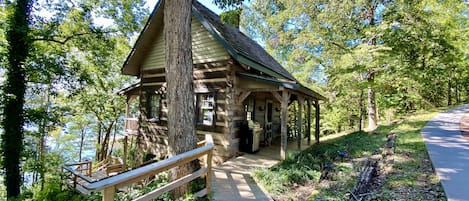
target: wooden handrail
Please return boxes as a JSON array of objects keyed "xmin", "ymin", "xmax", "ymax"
[
  {"xmin": 62, "ymin": 166, "xmax": 95, "ymax": 183},
  {"xmin": 64, "ymin": 134, "xmax": 214, "ymax": 201},
  {"xmin": 86, "ymin": 141, "xmax": 214, "ymax": 191},
  {"xmin": 65, "ymin": 161, "xmax": 92, "ymax": 166},
  {"xmin": 64, "ymin": 160, "xmax": 93, "ymax": 177}
]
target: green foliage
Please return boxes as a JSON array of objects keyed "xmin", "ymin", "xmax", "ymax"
[
  {"xmin": 2, "ymin": 0, "xmax": 149, "ymax": 198},
  {"xmin": 1, "ymin": 0, "xmax": 34, "ymax": 198},
  {"xmin": 254, "ymin": 108, "xmax": 446, "ymax": 200},
  {"xmin": 30, "ymin": 178, "xmax": 84, "ymax": 201},
  {"xmin": 220, "ymin": 9, "xmax": 241, "ymax": 27},
  {"xmin": 213, "ymin": 0, "xmax": 244, "ymax": 10},
  {"xmin": 244, "ymin": 0, "xmax": 469, "ymax": 133}
]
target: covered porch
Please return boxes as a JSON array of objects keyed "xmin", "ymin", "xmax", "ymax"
[{"xmin": 236, "ymin": 73, "xmax": 325, "ymax": 160}]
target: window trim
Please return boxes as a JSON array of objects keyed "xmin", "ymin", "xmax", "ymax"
[
  {"xmin": 146, "ymin": 92, "xmax": 161, "ymax": 122},
  {"xmin": 196, "ymin": 93, "xmax": 216, "ymax": 126}
]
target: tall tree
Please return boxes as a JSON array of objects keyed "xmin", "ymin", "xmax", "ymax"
[
  {"xmin": 0, "ymin": 0, "xmax": 147, "ymax": 197},
  {"xmin": 244, "ymin": 0, "xmax": 404, "ymax": 131},
  {"xmin": 1, "ymin": 0, "xmax": 34, "ymax": 198},
  {"xmin": 164, "ymin": 0, "xmax": 197, "ymax": 198}
]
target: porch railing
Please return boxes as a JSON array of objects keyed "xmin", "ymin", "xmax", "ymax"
[
  {"xmin": 124, "ymin": 118, "xmax": 138, "ymax": 135},
  {"xmin": 62, "ymin": 134, "xmax": 214, "ymax": 201}
]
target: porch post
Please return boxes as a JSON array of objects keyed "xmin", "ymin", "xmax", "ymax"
[
  {"xmin": 280, "ymin": 90, "xmax": 289, "ymax": 160},
  {"xmin": 307, "ymin": 99, "xmax": 311, "ymax": 145},
  {"xmin": 124, "ymin": 96, "xmax": 131, "ymax": 132},
  {"xmin": 125, "ymin": 96, "xmax": 130, "ymax": 118},
  {"xmin": 297, "ymin": 97, "xmax": 304, "ymax": 149},
  {"xmin": 123, "ymin": 135, "xmax": 128, "ymax": 170},
  {"xmin": 315, "ymin": 100, "xmax": 320, "ymax": 144}
]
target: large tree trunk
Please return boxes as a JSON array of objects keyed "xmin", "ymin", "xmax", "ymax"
[
  {"xmin": 367, "ymin": 70, "xmax": 378, "ymax": 131},
  {"xmin": 366, "ymin": 2, "xmax": 378, "ymax": 131},
  {"xmin": 95, "ymin": 122, "xmax": 102, "ymax": 160},
  {"xmin": 99, "ymin": 122, "xmax": 114, "ymax": 161},
  {"xmin": 359, "ymin": 89, "xmax": 364, "ymax": 131},
  {"xmin": 448, "ymin": 77, "xmax": 452, "ymax": 106},
  {"xmin": 164, "ymin": 0, "xmax": 198, "ymax": 198},
  {"xmin": 79, "ymin": 127, "xmax": 86, "ymax": 162},
  {"xmin": 1, "ymin": 0, "xmax": 33, "ymax": 198}
]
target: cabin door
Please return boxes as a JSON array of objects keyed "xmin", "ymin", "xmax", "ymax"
[{"xmin": 264, "ymin": 100, "xmax": 273, "ymax": 146}]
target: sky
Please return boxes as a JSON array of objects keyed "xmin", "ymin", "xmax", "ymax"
[{"xmin": 96, "ymin": 0, "xmax": 224, "ymax": 28}]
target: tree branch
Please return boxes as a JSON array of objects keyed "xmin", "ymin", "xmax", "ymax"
[{"xmin": 33, "ymin": 31, "xmax": 115, "ymax": 45}]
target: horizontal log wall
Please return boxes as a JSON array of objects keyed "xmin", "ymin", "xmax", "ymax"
[{"xmin": 136, "ymin": 60, "xmax": 235, "ymax": 165}]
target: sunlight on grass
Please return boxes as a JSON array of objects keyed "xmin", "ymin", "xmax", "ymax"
[{"xmin": 253, "ymin": 108, "xmax": 448, "ymax": 200}]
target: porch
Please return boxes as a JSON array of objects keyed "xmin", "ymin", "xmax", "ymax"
[{"xmin": 212, "ymin": 137, "xmax": 316, "ymax": 201}]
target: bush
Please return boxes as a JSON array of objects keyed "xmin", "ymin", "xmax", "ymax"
[{"xmin": 32, "ymin": 178, "xmax": 84, "ymax": 201}]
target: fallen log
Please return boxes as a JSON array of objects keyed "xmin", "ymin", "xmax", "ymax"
[{"xmin": 350, "ymin": 156, "xmax": 379, "ymax": 201}]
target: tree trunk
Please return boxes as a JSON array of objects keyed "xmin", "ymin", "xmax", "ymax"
[
  {"xmin": 79, "ymin": 127, "xmax": 86, "ymax": 162},
  {"xmin": 448, "ymin": 77, "xmax": 452, "ymax": 106},
  {"xmin": 109, "ymin": 121, "xmax": 118, "ymax": 156},
  {"xmin": 366, "ymin": 2, "xmax": 378, "ymax": 131},
  {"xmin": 164, "ymin": 0, "xmax": 198, "ymax": 198},
  {"xmin": 367, "ymin": 70, "xmax": 378, "ymax": 131},
  {"xmin": 1, "ymin": 0, "xmax": 33, "ymax": 198},
  {"xmin": 38, "ymin": 86, "xmax": 50, "ymax": 190},
  {"xmin": 99, "ymin": 122, "xmax": 114, "ymax": 161},
  {"xmin": 95, "ymin": 122, "xmax": 102, "ymax": 160},
  {"xmin": 359, "ymin": 89, "xmax": 364, "ymax": 131},
  {"xmin": 455, "ymin": 80, "xmax": 460, "ymax": 104}
]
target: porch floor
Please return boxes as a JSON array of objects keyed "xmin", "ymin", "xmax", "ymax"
[{"xmin": 211, "ymin": 137, "xmax": 315, "ymax": 201}]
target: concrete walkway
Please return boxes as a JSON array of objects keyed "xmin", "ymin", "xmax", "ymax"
[
  {"xmin": 211, "ymin": 138, "xmax": 313, "ymax": 201},
  {"xmin": 421, "ymin": 104, "xmax": 469, "ymax": 201}
]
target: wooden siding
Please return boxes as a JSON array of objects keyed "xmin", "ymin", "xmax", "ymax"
[
  {"xmin": 141, "ymin": 17, "xmax": 229, "ymax": 71},
  {"xmin": 137, "ymin": 90, "xmax": 229, "ymax": 154}
]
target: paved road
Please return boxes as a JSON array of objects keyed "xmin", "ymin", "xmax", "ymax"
[{"xmin": 421, "ymin": 104, "xmax": 469, "ymax": 201}]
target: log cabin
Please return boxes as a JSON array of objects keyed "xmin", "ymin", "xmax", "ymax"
[{"xmin": 118, "ymin": 0, "xmax": 326, "ymax": 164}]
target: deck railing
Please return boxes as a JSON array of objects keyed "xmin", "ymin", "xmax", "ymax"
[
  {"xmin": 62, "ymin": 134, "xmax": 214, "ymax": 201},
  {"xmin": 124, "ymin": 118, "xmax": 138, "ymax": 135}
]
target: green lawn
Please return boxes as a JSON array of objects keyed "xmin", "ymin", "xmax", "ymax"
[{"xmin": 254, "ymin": 109, "xmax": 447, "ymax": 200}]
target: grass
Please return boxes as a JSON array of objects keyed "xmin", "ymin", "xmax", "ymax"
[{"xmin": 253, "ymin": 108, "xmax": 447, "ymax": 200}]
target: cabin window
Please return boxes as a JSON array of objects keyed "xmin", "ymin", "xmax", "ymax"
[
  {"xmin": 197, "ymin": 93, "xmax": 215, "ymax": 126},
  {"xmin": 147, "ymin": 93, "xmax": 161, "ymax": 121}
]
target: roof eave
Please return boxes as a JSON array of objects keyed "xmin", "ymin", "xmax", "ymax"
[
  {"xmin": 237, "ymin": 72, "xmax": 299, "ymax": 89},
  {"xmin": 191, "ymin": 5, "xmax": 294, "ymax": 82},
  {"xmin": 298, "ymin": 85, "xmax": 327, "ymax": 101},
  {"xmin": 117, "ymin": 82, "xmax": 141, "ymax": 96}
]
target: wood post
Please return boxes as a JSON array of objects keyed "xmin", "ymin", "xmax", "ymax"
[
  {"xmin": 297, "ymin": 98, "xmax": 304, "ymax": 149},
  {"xmin": 206, "ymin": 149, "xmax": 213, "ymax": 195},
  {"xmin": 307, "ymin": 99, "xmax": 311, "ymax": 145},
  {"xmin": 280, "ymin": 90, "xmax": 289, "ymax": 160},
  {"xmin": 238, "ymin": 91, "xmax": 251, "ymax": 103},
  {"xmin": 88, "ymin": 161, "xmax": 92, "ymax": 177},
  {"xmin": 125, "ymin": 97, "xmax": 130, "ymax": 132},
  {"xmin": 102, "ymin": 186, "xmax": 115, "ymax": 201},
  {"xmin": 315, "ymin": 100, "xmax": 320, "ymax": 144},
  {"xmin": 123, "ymin": 135, "xmax": 128, "ymax": 170}
]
